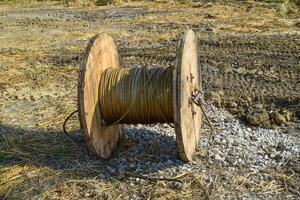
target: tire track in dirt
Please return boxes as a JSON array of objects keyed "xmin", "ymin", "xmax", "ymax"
[{"xmin": 120, "ymin": 33, "xmax": 300, "ymax": 117}]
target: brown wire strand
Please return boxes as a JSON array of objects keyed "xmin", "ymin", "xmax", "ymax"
[
  {"xmin": 62, "ymin": 109, "xmax": 89, "ymax": 153},
  {"xmin": 98, "ymin": 67, "xmax": 174, "ymax": 125}
]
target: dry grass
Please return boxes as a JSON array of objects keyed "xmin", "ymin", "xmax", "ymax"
[
  {"xmin": 0, "ymin": 1, "xmax": 299, "ymax": 199},
  {"xmin": 1, "ymin": 130, "xmax": 297, "ymax": 199},
  {"xmin": 0, "ymin": 0, "xmax": 192, "ymax": 7}
]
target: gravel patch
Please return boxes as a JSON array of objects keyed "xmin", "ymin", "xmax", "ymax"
[{"xmin": 106, "ymin": 103, "xmax": 299, "ymax": 199}]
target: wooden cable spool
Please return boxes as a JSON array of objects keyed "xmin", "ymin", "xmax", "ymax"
[{"xmin": 78, "ymin": 30, "xmax": 202, "ymax": 161}]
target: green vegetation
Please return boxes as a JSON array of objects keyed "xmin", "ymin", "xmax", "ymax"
[{"xmin": 277, "ymin": 0, "xmax": 300, "ymax": 16}]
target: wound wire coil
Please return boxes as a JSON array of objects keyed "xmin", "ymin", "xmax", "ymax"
[{"xmin": 99, "ymin": 67, "xmax": 174, "ymax": 125}]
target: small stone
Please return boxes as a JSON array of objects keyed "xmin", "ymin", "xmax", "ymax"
[
  {"xmin": 167, "ymin": 159, "xmax": 173, "ymax": 165},
  {"xmin": 270, "ymin": 111, "xmax": 287, "ymax": 126},
  {"xmin": 276, "ymin": 142, "xmax": 286, "ymax": 151},
  {"xmin": 228, "ymin": 138, "xmax": 235, "ymax": 144},
  {"xmin": 270, "ymin": 153, "xmax": 276, "ymax": 159},
  {"xmin": 218, "ymin": 91, "xmax": 225, "ymax": 97},
  {"xmin": 237, "ymin": 128, "xmax": 244, "ymax": 136},
  {"xmin": 192, "ymin": 2, "xmax": 204, "ymax": 8},
  {"xmin": 204, "ymin": 13, "xmax": 215, "ymax": 19},
  {"xmin": 253, "ymin": 103, "xmax": 264, "ymax": 109},
  {"xmin": 281, "ymin": 110, "xmax": 293, "ymax": 122},
  {"xmin": 6, "ymin": 88, "xmax": 17, "ymax": 94},
  {"xmin": 207, "ymin": 91, "xmax": 224, "ymax": 108},
  {"xmin": 245, "ymin": 96, "xmax": 252, "ymax": 104},
  {"xmin": 245, "ymin": 110, "xmax": 270, "ymax": 128},
  {"xmin": 85, "ymin": 193, "xmax": 92, "ymax": 197},
  {"xmin": 215, "ymin": 154, "xmax": 223, "ymax": 161},
  {"xmin": 26, "ymin": 171, "xmax": 38, "ymax": 178},
  {"xmin": 229, "ymin": 107, "xmax": 240, "ymax": 115},
  {"xmin": 221, "ymin": 139, "xmax": 226, "ymax": 144},
  {"xmin": 180, "ymin": 182, "xmax": 189, "ymax": 190},
  {"xmin": 102, "ymin": 192, "xmax": 109, "ymax": 199},
  {"xmin": 226, "ymin": 101, "xmax": 237, "ymax": 108},
  {"xmin": 249, "ymin": 135, "xmax": 257, "ymax": 141},
  {"xmin": 171, "ymin": 182, "xmax": 182, "ymax": 189}
]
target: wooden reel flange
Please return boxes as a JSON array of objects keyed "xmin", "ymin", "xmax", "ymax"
[{"xmin": 78, "ymin": 30, "xmax": 202, "ymax": 161}]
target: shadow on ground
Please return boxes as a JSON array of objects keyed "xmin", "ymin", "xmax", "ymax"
[{"xmin": 0, "ymin": 123, "xmax": 183, "ymax": 180}]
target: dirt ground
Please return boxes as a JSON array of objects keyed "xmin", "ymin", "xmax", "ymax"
[{"xmin": 0, "ymin": 1, "xmax": 299, "ymax": 199}]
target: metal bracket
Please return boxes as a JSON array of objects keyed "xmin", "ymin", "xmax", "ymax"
[
  {"xmin": 191, "ymin": 90, "xmax": 215, "ymax": 134},
  {"xmin": 191, "ymin": 90, "xmax": 203, "ymax": 106}
]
